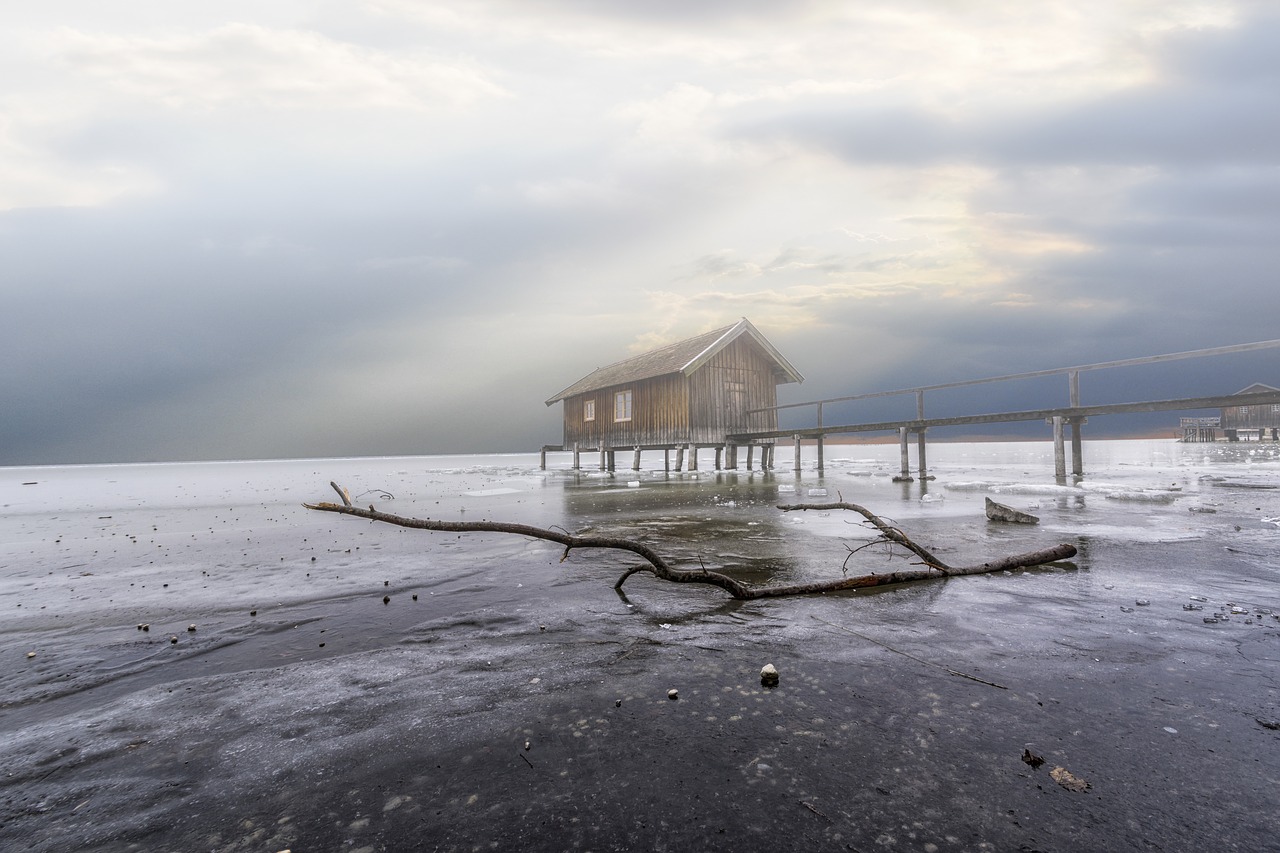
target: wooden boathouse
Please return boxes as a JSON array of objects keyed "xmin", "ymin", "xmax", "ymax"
[
  {"xmin": 543, "ymin": 319, "xmax": 803, "ymax": 470},
  {"xmin": 1219, "ymin": 383, "xmax": 1280, "ymax": 441}
]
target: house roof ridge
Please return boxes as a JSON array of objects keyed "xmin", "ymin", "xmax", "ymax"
[{"xmin": 544, "ymin": 319, "xmax": 798, "ymax": 405}]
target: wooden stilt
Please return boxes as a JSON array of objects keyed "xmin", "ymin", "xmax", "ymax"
[
  {"xmin": 1070, "ymin": 418, "xmax": 1085, "ymax": 476},
  {"xmin": 916, "ymin": 428, "xmax": 929, "ymax": 480},
  {"xmin": 746, "ymin": 445, "xmax": 755, "ymax": 470},
  {"xmin": 572, "ymin": 442, "xmax": 580, "ymax": 470},
  {"xmin": 816, "ymin": 435, "xmax": 824, "ymax": 475},
  {"xmin": 689, "ymin": 444, "xmax": 698, "ymax": 471},
  {"xmin": 664, "ymin": 447, "xmax": 670, "ymax": 472},
  {"xmin": 632, "ymin": 446, "xmax": 641, "ymax": 471},
  {"xmin": 599, "ymin": 446, "xmax": 607, "ymax": 471},
  {"xmin": 715, "ymin": 446, "xmax": 723, "ymax": 470},
  {"xmin": 1052, "ymin": 416, "xmax": 1066, "ymax": 478},
  {"xmin": 895, "ymin": 427, "xmax": 912, "ymax": 482},
  {"xmin": 674, "ymin": 445, "xmax": 685, "ymax": 472}
]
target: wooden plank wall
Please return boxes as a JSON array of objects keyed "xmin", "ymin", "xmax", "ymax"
[
  {"xmin": 560, "ymin": 374, "xmax": 691, "ymax": 448},
  {"xmin": 1220, "ymin": 402, "xmax": 1280, "ymax": 430},
  {"xmin": 687, "ymin": 337, "xmax": 779, "ymax": 445}
]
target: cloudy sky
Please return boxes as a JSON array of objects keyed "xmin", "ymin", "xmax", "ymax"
[{"xmin": 4, "ymin": 1, "xmax": 1278, "ymax": 465}]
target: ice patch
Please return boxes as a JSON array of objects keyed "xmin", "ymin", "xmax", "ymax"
[
  {"xmin": 1102, "ymin": 491, "xmax": 1179, "ymax": 503},
  {"xmin": 464, "ymin": 488, "xmax": 522, "ymax": 497},
  {"xmin": 945, "ymin": 480, "xmax": 1182, "ymax": 503},
  {"xmin": 946, "ymin": 482, "xmax": 1082, "ymax": 497}
]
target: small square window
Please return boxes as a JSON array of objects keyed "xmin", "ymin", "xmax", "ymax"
[
  {"xmin": 584, "ymin": 399, "xmax": 595, "ymax": 422},
  {"xmin": 614, "ymin": 390, "xmax": 632, "ymax": 422}
]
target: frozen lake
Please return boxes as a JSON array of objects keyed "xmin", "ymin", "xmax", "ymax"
[{"xmin": 2, "ymin": 439, "xmax": 1278, "ymax": 851}]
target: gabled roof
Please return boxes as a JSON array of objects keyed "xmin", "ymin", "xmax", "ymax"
[
  {"xmin": 545, "ymin": 318, "xmax": 804, "ymax": 405},
  {"xmin": 1234, "ymin": 382, "xmax": 1280, "ymax": 395}
]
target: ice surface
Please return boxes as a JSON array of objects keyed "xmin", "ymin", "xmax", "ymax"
[{"xmin": 3, "ymin": 440, "xmax": 1279, "ymax": 851}]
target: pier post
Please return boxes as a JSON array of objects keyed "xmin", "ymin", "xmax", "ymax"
[
  {"xmin": 916, "ymin": 428, "xmax": 929, "ymax": 480},
  {"xmin": 539, "ymin": 447, "xmax": 546, "ymax": 470},
  {"xmin": 727, "ymin": 444, "xmax": 739, "ymax": 470},
  {"xmin": 674, "ymin": 445, "xmax": 684, "ymax": 472},
  {"xmin": 715, "ymin": 446, "xmax": 723, "ymax": 470},
  {"xmin": 794, "ymin": 436, "xmax": 802, "ymax": 474},
  {"xmin": 608, "ymin": 450, "xmax": 616, "ymax": 472},
  {"xmin": 765, "ymin": 445, "xmax": 774, "ymax": 470},
  {"xmin": 664, "ymin": 448, "xmax": 670, "ymax": 472},
  {"xmin": 573, "ymin": 442, "xmax": 580, "ymax": 470},
  {"xmin": 1052, "ymin": 416, "xmax": 1066, "ymax": 478},
  {"xmin": 599, "ymin": 446, "xmax": 607, "ymax": 471},
  {"xmin": 746, "ymin": 445, "xmax": 755, "ymax": 470},
  {"xmin": 894, "ymin": 427, "xmax": 913, "ymax": 482},
  {"xmin": 689, "ymin": 444, "xmax": 698, "ymax": 471},
  {"xmin": 632, "ymin": 446, "xmax": 641, "ymax": 471},
  {"xmin": 816, "ymin": 435, "xmax": 824, "ymax": 475},
  {"xmin": 1070, "ymin": 418, "xmax": 1085, "ymax": 476}
]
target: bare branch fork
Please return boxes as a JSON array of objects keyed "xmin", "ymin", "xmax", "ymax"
[{"xmin": 304, "ymin": 483, "xmax": 1077, "ymax": 600}]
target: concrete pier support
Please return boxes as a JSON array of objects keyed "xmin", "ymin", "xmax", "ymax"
[
  {"xmin": 715, "ymin": 447, "xmax": 723, "ymax": 470},
  {"xmin": 727, "ymin": 444, "xmax": 739, "ymax": 470},
  {"xmin": 688, "ymin": 444, "xmax": 698, "ymax": 471},
  {"xmin": 746, "ymin": 445, "xmax": 755, "ymax": 471},
  {"xmin": 816, "ymin": 435, "xmax": 824, "ymax": 475},
  {"xmin": 674, "ymin": 445, "xmax": 685, "ymax": 472},
  {"xmin": 794, "ymin": 436, "xmax": 802, "ymax": 474}
]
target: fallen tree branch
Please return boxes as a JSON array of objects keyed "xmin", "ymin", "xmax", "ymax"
[
  {"xmin": 303, "ymin": 488, "xmax": 1076, "ymax": 600},
  {"xmin": 303, "ymin": 498, "xmax": 756, "ymax": 598},
  {"xmin": 779, "ymin": 501, "xmax": 947, "ymax": 569}
]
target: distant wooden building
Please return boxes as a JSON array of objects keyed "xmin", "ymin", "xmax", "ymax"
[
  {"xmin": 544, "ymin": 319, "xmax": 803, "ymax": 469},
  {"xmin": 1220, "ymin": 383, "xmax": 1280, "ymax": 441}
]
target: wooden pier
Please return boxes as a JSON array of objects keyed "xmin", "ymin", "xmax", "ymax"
[
  {"xmin": 1180, "ymin": 417, "xmax": 1220, "ymax": 443},
  {"xmin": 732, "ymin": 389, "xmax": 1280, "ymax": 479},
  {"xmin": 731, "ymin": 339, "xmax": 1280, "ymax": 479}
]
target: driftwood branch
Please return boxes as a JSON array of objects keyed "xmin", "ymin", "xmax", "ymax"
[
  {"xmin": 303, "ymin": 498, "xmax": 756, "ymax": 598},
  {"xmin": 303, "ymin": 488, "xmax": 1076, "ymax": 600}
]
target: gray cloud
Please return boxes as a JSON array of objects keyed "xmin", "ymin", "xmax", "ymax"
[{"xmin": 4, "ymin": 2, "xmax": 1279, "ymax": 464}]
